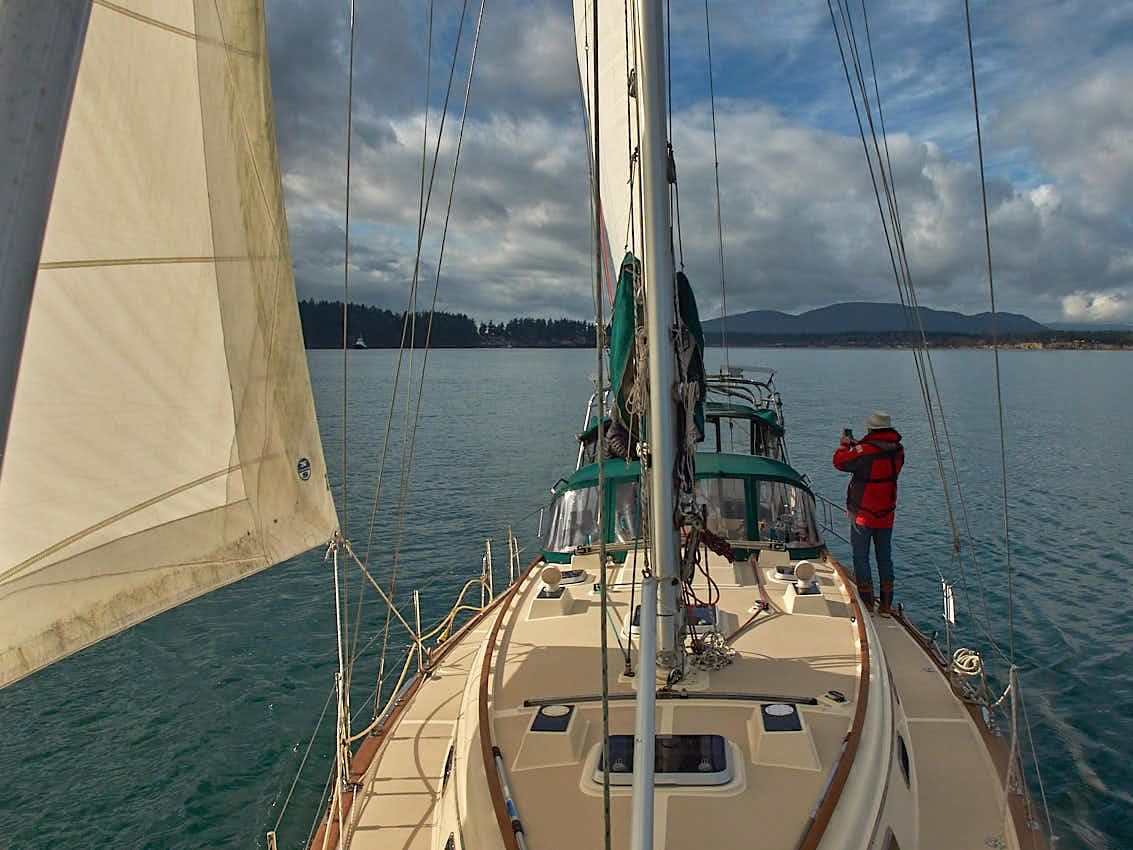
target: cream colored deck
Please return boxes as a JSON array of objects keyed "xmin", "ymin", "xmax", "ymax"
[
  {"xmin": 487, "ymin": 549, "xmax": 860, "ymax": 850},
  {"xmin": 872, "ymin": 616, "xmax": 1041, "ymax": 850},
  {"xmin": 342, "ymin": 549, "xmax": 1038, "ymax": 850},
  {"xmin": 342, "ymin": 621, "xmax": 490, "ymax": 849}
]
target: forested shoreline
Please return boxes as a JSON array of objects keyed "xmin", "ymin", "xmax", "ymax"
[
  {"xmin": 299, "ymin": 301, "xmax": 1133, "ymax": 350},
  {"xmin": 298, "ymin": 300, "xmax": 596, "ymax": 349}
]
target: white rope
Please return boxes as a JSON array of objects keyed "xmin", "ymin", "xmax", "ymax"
[{"xmin": 951, "ymin": 646, "xmax": 983, "ymax": 677}]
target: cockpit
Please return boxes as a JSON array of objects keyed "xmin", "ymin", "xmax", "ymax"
[{"xmin": 543, "ymin": 455, "xmax": 823, "ymax": 563}]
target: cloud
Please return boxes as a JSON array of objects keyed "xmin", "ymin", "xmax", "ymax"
[
  {"xmin": 1061, "ymin": 291, "xmax": 1131, "ymax": 323},
  {"xmin": 263, "ymin": 0, "xmax": 1133, "ymax": 325}
]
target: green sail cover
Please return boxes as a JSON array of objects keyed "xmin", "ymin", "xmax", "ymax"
[
  {"xmin": 607, "ymin": 253, "xmax": 705, "ymax": 439},
  {"xmin": 677, "ymin": 267, "xmax": 706, "ymax": 437},
  {"xmin": 607, "ymin": 254, "xmax": 638, "ymax": 426}
]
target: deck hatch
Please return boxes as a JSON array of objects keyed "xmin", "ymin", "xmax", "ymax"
[
  {"xmin": 531, "ymin": 704, "xmax": 575, "ymax": 732},
  {"xmin": 594, "ymin": 734, "xmax": 732, "ymax": 786},
  {"xmin": 631, "ymin": 603, "xmax": 719, "ymax": 632},
  {"xmin": 685, "ymin": 603, "xmax": 718, "ymax": 626},
  {"xmin": 761, "ymin": 702, "xmax": 803, "ymax": 732}
]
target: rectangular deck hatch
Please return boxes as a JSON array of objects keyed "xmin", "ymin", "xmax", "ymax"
[{"xmin": 593, "ymin": 734, "xmax": 732, "ymax": 786}]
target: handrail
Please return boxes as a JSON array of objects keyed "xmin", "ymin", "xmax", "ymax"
[{"xmin": 812, "ymin": 490, "xmax": 849, "ymax": 545}]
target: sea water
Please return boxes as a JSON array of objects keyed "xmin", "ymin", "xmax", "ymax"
[{"xmin": 0, "ymin": 348, "xmax": 1129, "ymax": 849}]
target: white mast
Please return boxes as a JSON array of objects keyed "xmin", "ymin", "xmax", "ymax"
[{"xmin": 631, "ymin": 0, "xmax": 678, "ymax": 846}]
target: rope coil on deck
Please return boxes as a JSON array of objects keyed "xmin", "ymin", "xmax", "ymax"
[{"xmin": 951, "ymin": 646, "xmax": 984, "ymax": 677}]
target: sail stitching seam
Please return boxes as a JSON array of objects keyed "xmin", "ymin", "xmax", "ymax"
[
  {"xmin": 40, "ymin": 257, "xmax": 235, "ymax": 269},
  {"xmin": 92, "ymin": 1, "xmax": 256, "ymax": 56},
  {"xmin": 0, "ymin": 463, "xmax": 243, "ymax": 583}
]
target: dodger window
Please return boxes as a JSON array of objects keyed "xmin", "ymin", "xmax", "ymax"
[
  {"xmin": 545, "ymin": 486, "xmax": 601, "ymax": 552},
  {"xmin": 694, "ymin": 478, "xmax": 747, "ymax": 539},
  {"xmin": 757, "ymin": 481, "xmax": 820, "ymax": 547}
]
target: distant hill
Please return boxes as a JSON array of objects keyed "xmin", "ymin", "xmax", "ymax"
[
  {"xmin": 703, "ymin": 302, "xmax": 1047, "ymax": 336},
  {"xmin": 1045, "ymin": 321, "xmax": 1133, "ymax": 332}
]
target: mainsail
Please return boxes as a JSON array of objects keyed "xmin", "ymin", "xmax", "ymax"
[
  {"xmin": 573, "ymin": 0, "xmax": 643, "ymax": 282},
  {"xmin": 0, "ymin": 0, "xmax": 338, "ymax": 688}
]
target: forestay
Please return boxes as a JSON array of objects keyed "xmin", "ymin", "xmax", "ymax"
[
  {"xmin": 573, "ymin": 0, "xmax": 643, "ymax": 276},
  {"xmin": 0, "ymin": 0, "xmax": 338, "ymax": 688}
]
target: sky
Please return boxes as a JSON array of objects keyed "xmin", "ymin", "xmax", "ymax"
[{"xmin": 263, "ymin": 0, "xmax": 1133, "ymax": 325}]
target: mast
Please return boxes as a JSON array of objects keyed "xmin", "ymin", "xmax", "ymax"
[{"xmin": 631, "ymin": 0, "xmax": 678, "ymax": 847}]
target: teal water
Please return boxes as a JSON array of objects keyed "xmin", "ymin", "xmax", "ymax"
[{"xmin": 0, "ymin": 348, "xmax": 1129, "ymax": 848}]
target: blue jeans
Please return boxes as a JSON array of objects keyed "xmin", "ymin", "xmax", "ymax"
[{"xmin": 850, "ymin": 524, "xmax": 893, "ymax": 605}]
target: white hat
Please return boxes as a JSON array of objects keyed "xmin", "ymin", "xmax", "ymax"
[{"xmin": 864, "ymin": 411, "xmax": 892, "ymax": 430}]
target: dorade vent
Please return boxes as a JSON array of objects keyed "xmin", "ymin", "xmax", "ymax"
[
  {"xmin": 761, "ymin": 703, "xmax": 803, "ymax": 732},
  {"xmin": 594, "ymin": 734, "xmax": 732, "ymax": 786},
  {"xmin": 528, "ymin": 565, "xmax": 580, "ymax": 618},
  {"xmin": 538, "ymin": 565, "xmax": 566, "ymax": 598},
  {"xmin": 782, "ymin": 560, "xmax": 833, "ymax": 615},
  {"xmin": 897, "ymin": 733, "xmax": 911, "ymax": 787},
  {"xmin": 793, "ymin": 560, "xmax": 820, "ymax": 594},
  {"xmin": 531, "ymin": 704, "xmax": 575, "ymax": 732}
]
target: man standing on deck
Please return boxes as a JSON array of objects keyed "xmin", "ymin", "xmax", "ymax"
[{"xmin": 834, "ymin": 411, "xmax": 904, "ymax": 614}]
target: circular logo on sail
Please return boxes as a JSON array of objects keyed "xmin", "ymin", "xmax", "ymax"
[{"xmin": 297, "ymin": 457, "xmax": 312, "ymax": 481}]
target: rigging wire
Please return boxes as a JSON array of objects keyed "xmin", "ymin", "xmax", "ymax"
[
  {"xmin": 338, "ymin": 0, "xmax": 359, "ymax": 760},
  {"xmin": 963, "ymin": 0, "xmax": 1016, "ymax": 667},
  {"xmin": 305, "ymin": 763, "xmax": 337, "ymax": 850},
  {"xmin": 852, "ymin": 0, "xmax": 1003, "ymax": 664},
  {"xmin": 702, "ymin": 0, "xmax": 730, "ymax": 375},
  {"xmin": 827, "ymin": 0, "xmax": 1008, "ymax": 665},
  {"xmin": 589, "ymin": 3, "xmax": 613, "ymax": 846},
  {"xmin": 623, "ymin": 0, "xmax": 639, "ymax": 258},
  {"xmin": 349, "ymin": 0, "xmax": 440, "ymax": 703},
  {"xmin": 344, "ymin": 0, "xmax": 488, "ymax": 743},
  {"xmin": 342, "ymin": 2, "xmax": 355, "ymax": 537},
  {"xmin": 272, "ymin": 682, "xmax": 336, "ymax": 835},
  {"xmin": 831, "ymin": 0, "xmax": 980, "ymax": 638},
  {"xmin": 829, "ymin": 0, "xmax": 1052, "ymax": 836},
  {"xmin": 367, "ymin": 0, "xmax": 471, "ymax": 709}
]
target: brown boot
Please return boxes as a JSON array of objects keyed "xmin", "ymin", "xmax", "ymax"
[{"xmin": 878, "ymin": 581, "xmax": 893, "ymax": 616}]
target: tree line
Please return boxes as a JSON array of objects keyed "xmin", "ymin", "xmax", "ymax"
[
  {"xmin": 299, "ymin": 300, "xmax": 596, "ymax": 349},
  {"xmin": 704, "ymin": 330, "xmax": 1133, "ymax": 349}
]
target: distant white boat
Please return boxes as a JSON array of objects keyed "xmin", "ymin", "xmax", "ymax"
[{"xmin": 352, "ymin": 335, "xmax": 367, "ymax": 349}]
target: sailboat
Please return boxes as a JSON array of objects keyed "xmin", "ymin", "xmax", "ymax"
[{"xmin": 298, "ymin": 2, "xmax": 1052, "ymax": 850}]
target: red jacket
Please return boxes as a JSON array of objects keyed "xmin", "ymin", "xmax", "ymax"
[{"xmin": 833, "ymin": 429, "xmax": 904, "ymax": 528}]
